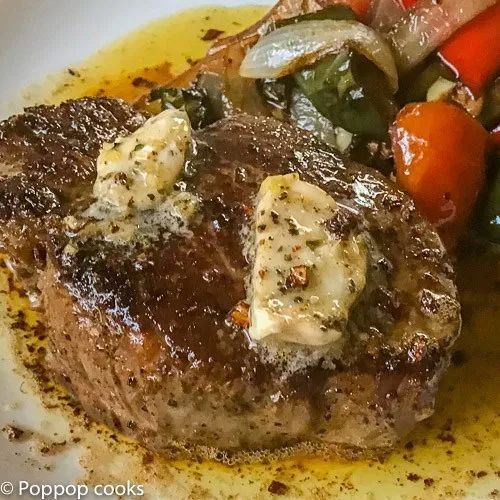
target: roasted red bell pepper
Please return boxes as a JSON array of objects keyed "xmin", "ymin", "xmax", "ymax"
[
  {"xmin": 391, "ymin": 102, "xmax": 489, "ymax": 248},
  {"xmin": 439, "ymin": 3, "xmax": 500, "ymax": 97},
  {"xmin": 398, "ymin": 2, "xmax": 500, "ymax": 97}
]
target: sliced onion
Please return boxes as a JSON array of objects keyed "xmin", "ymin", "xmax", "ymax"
[
  {"xmin": 387, "ymin": 0, "xmax": 496, "ymax": 72},
  {"xmin": 239, "ymin": 20, "xmax": 399, "ymax": 93},
  {"xmin": 370, "ymin": 0, "xmax": 404, "ymax": 31},
  {"xmin": 426, "ymin": 77, "xmax": 456, "ymax": 102}
]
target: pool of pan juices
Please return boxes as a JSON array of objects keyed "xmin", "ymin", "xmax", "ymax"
[{"xmin": 0, "ymin": 6, "xmax": 498, "ymax": 499}]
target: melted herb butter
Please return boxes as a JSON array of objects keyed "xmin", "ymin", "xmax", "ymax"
[
  {"xmin": 249, "ymin": 174, "xmax": 366, "ymax": 347},
  {"xmin": 89, "ymin": 109, "xmax": 191, "ymax": 216},
  {"xmin": 39, "ymin": 6, "xmax": 269, "ymax": 104},
  {"xmin": 65, "ymin": 109, "xmax": 197, "ymax": 246}
]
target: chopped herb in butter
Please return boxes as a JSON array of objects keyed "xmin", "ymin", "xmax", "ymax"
[
  {"xmin": 70, "ymin": 109, "xmax": 196, "ymax": 245},
  {"xmin": 88, "ymin": 108, "xmax": 191, "ymax": 218},
  {"xmin": 248, "ymin": 174, "xmax": 367, "ymax": 347}
]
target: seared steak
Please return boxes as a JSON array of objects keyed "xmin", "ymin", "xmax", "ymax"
[
  {"xmin": 0, "ymin": 98, "xmax": 146, "ymax": 285},
  {"xmin": 0, "ymin": 100, "xmax": 460, "ymax": 460}
]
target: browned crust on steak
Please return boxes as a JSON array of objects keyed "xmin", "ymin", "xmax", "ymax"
[
  {"xmin": 35, "ymin": 113, "xmax": 460, "ymax": 457},
  {"xmin": 0, "ymin": 98, "xmax": 146, "ymax": 283},
  {"xmin": 41, "ymin": 257, "xmax": 450, "ymax": 460}
]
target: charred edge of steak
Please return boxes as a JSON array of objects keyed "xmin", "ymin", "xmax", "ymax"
[{"xmin": 0, "ymin": 98, "xmax": 147, "ymax": 282}]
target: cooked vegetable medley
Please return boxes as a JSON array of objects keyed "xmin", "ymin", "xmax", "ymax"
[{"xmin": 145, "ymin": 0, "xmax": 500, "ymax": 248}]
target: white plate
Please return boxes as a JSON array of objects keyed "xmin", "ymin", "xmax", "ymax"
[
  {"xmin": 0, "ymin": 0, "xmax": 268, "ymax": 118},
  {"xmin": 0, "ymin": 2, "xmax": 498, "ymax": 499}
]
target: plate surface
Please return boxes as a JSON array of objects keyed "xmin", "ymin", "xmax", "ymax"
[
  {"xmin": 0, "ymin": 0, "xmax": 268, "ymax": 118},
  {"xmin": 0, "ymin": 1, "xmax": 498, "ymax": 499}
]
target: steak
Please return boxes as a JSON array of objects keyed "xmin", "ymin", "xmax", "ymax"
[
  {"xmin": 0, "ymin": 100, "xmax": 460, "ymax": 461},
  {"xmin": 0, "ymin": 98, "xmax": 146, "ymax": 286}
]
